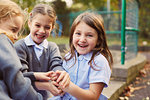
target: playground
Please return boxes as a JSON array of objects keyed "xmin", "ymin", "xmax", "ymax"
[
  {"xmin": 14, "ymin": 0, "xmax": 149, "ymax": 99},
  {"xmin": 54, "ymin": 0, "xmax": 149, "ymax": 99}
]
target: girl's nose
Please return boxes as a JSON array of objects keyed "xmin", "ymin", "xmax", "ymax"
[
  {"xmin": 13, "ymin": 34, "xmax": 18, "ymax": 40},
  {"xmin": 79, "ymin": 36, "xmax": 86, "ymax": 43},
  {"xmin": 39, "ymin": 27, "xmax": 45, "ymax": 33}
]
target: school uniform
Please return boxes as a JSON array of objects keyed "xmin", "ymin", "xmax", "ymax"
[
  {"xmin": 0, "ymin": 33, "xmax": 43, "ymax": 100},
  {"xmin": 14, "ymin": 34, "xmax": 64, "ymax": 100},
  {"xmin": 50, "ymin": 51, "xmax": 111, "ymax": 100}
]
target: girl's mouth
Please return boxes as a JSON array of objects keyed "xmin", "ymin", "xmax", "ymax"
[
  {"xmin": 78, "ymin": 44, "xmax": 88, "ymax": 48},
  {"xmin": 36, "ymin": 33, "xmax": 46, "ymax": 38}
]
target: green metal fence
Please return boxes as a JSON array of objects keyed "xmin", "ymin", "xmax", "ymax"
[{"xmin": 56, "ymin": 0, "xmax": 139, "ymax": 64}]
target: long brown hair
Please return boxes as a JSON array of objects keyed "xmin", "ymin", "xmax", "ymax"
[{"xmin": 64, "ymin": 11, "xmax": 113, "ymax": 69}]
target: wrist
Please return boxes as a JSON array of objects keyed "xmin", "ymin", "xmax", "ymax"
[{"xmin": 63, "ymin": 81, "xmax": 72, "ymax": 92}]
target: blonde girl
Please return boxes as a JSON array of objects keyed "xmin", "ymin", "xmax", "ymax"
[{"xmin": 0, "ymin": 0, "xmax": 45, "ymax": 99}]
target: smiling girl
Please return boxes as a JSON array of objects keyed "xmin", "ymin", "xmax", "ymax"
[
  {"xmin": 50, "ymin": 11, "xmax": 113, "ymax": 100},
  {"xmin": 14, "ymin": 3, "xmax": 70, "ymax": 100}
]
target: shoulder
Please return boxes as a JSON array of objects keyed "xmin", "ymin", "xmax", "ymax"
[
  {"xmin": 14, "ymin": 39, "xmax": 25, "ymax": 47},
  {"xmin": 94, "ymin": 53, "xmax": 108, "ymax": 63},
  {"xmin": 47, "ymin": 41, "xmax": 60, "ymax": 51},
  {"xmin": 0, "ymin": 33, "xmax": 13, "ymax": 47},
  {"xmin": 14, "ymin": 39, "xmax": 27, "ymax": 52},
  {"xmin": 48, "ymin": 41, "xmax": 58, "ymax": 47},
  {"xmin": 92, "ymin": 53, "xmax": 110, "ymax": 70}
]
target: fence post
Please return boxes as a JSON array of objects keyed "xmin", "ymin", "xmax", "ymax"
[{"xmin": 121, "ymin": 0, "xmax": 126, "ymax": 64}]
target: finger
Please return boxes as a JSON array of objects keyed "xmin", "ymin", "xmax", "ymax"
[
  {"xmin": 51, "ymin": 76, "xmax": 58, "ymax": 81},
  {"xmin": 59, "ymin": 73, "xmax": 70, "ymax": 88},
  {"xmin": 39, "ymin": 75, "xmax": 50, "ymax": 81},
  {"xmin": 51, "ymin": 81, "xmax": 59, "ymax": 87},
  {"xmin": 42, "ymin": 76, "xmax": 51, "ymax": 81},
  {"xmin": 61, "ymin": 78, "xmax": 69, "ymax": 89},
  {"xmin": 56, "ymin": 71, "xmax": 66, "ymax": 83},
  {"xmin": 47, "ymin": 71, "xmax": 55, "ymax": 77},
  {"xmin": 52, "ymin": 86, "xmax": 63, "ymax": 95}
]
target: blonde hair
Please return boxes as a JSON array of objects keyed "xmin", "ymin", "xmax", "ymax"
[{"xmin": 0, "ymin": 0, "xmax": 24, "ymax": 42}]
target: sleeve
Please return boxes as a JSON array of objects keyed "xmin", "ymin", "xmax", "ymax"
[
  {"xmin": 14, "ymin": 39, "xmax": 29, "ymax": 73},
  {"xmin": 48, "ymin": 42, "xmax": 64, "ymax": 71},
  {"xmin": 0, "ymin": 35, "xmax": 43, "ymax": 100},
  {"xmin": 0, "ymin": 80, "xmax": 12, "ymax": 100},
  {"xmin": 14, "ymin": 39, "xmax": 38, "ymax": 91},
  {"xmin": 89, "ymin": 55, "xmax": 111, "ymax": 87}
]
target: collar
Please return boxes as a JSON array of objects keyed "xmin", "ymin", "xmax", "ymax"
[
  {"xmin": 75, "ymin": 51, "xmax": 93, "ymax": 61},
  {"xmin": 24, "ymin": 34, "xmax": 48, "ymax": 49}
]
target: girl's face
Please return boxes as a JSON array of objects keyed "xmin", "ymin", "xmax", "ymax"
[
  {"xmin": 0, "ymin": 16, "xmax": 23, "ymax": 40},
  {"xmin": 73, "ymin": 21, "xmax": 98, "ymax": 55},
  {"xmin": 28, "ymin": 13, "xmax": 53, "ymax": 44}
]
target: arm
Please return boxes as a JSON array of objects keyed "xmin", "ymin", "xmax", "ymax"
[
  {"xmin": 0, "ymin": 80, "xmax": 12, "ymax": 100},
  {"xmin": 35, "ymin": 81, "xmax": 63, "ymax": 96},
  {"xmin": 14, "ymin": 39, "xmax": 29, "ymax": 73},
  {"xmin": 0, "ymin": 34, "xmax": 42, "ymax": 100},
  {"xmin": 48, "ymin": 42, "xmax": 64, "ymax": 71},
  {"xmin": 62, "ymin": 82, "xmax": 105, "ymax": 100}
]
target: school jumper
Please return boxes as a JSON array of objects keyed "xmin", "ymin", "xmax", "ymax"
[
  {"xmin": 0, "ymin": 33, "xmax": 42, "ymax": 100},
  {"xmin": 50, "ymin": 51, "xmax": 111, "ymax": 100},
  {"xmin": 14, "ymin": 34, "xmax": 64, "ymax": 100}
]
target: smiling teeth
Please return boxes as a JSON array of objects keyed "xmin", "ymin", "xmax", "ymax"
[
  {"xmin": 36, "ymin": 34, "xmax": 45, "ymax": 38},
  {"xmin": 79, "ymin": 44, "xmax": 87, "ymax": 47}
]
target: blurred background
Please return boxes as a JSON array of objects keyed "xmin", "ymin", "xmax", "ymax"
[
  {"xmin": 13, "ymin": 0, "xmax": 149, "ymax": 38},
  {"xmin": 13, "ymin": 0, "xmax": 150, "ymax": 62}
]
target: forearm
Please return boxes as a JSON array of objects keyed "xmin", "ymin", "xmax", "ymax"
[
  {"xmin": 63, "ymin": 82, "xmax": 99, "ymax": 100},
  {"xmin": 35, "ymin": 81, "xmax": 49, "ymax": 91}
]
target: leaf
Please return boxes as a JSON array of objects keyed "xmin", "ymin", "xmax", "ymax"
[
  {"xmin": 139, "ymin": 69, "xmax": 147, "ymax": 77},
  {"xmin": 133, "ymin": 86, "xmax": 146, "ymax": 91},
  {"xmin": 119, "ymin": 97, "xmax": 125, "ymax": 100}
]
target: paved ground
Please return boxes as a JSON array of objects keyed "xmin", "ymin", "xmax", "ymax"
[{"xmin": 119, "ymin": 51, "xmax": 150, "ymax": 100}]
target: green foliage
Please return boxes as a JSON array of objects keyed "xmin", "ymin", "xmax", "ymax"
[
  {"xmin": 47, "ymin": 36, "xmax": 69, "ymax": 44},
  {"xmin": 72, "ymin": 0, "xmax": 106, "ymax": 11},
  {"xmin": 13, "ymin": 0, "xmax": 149, "ymax": 39},
  {"xmin": 138, "ymin": 0, "xmax": 150, "ymax": 38}
]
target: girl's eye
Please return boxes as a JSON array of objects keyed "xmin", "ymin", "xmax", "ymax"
[
  {"xmin": 35, "ymin": 24, "xmax": 40, "ymax": 28},
  {"xmin": 11, "ymin": 29, "xmax": 16, "ymax": 33},
  {"xmin": 45, "ymin": 26, "xmax": 50, "ymax": 30},
  {"xmin": 75, "ymin": 32, "xmax": 81, "ymax": 35},
  {"xmin": 11, "ymin": 28, "xmax": 18, "ymax": 33},
  {"xmin": 87, "ymin": 34, "xmax": 93, "ymax": 37}
]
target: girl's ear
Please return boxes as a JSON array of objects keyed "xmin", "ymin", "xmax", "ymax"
[{"xmin": 28, "ymin": 13, "xmax": 32, "ymax": 28}]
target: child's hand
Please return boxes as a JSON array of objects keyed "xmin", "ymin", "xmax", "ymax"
[
  {"xmin": 55, "ymin": 70, "xmax": 70, "ymax": 89},
  {"xmin": 35, "ymin": 81, "xmax": 64, "ymax": 96},
  {"xmin": 34, "ymin": 71, "xmax": 55, "ymax": 81},
  {"xmin": 50, "ymin": 81, "xmax": 65, "ymax": 96}
]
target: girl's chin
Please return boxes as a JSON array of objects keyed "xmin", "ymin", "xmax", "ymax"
[
  {"xmin": 34, "ymin": 39, "xmax": 42, "ymax": 44},
  {"xmin": 77, "ymin": 51, "xmax": 87, "ymax": 55}
]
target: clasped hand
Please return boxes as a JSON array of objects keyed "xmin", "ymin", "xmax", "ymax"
[{"xmin": 34, "ymin": 71, "xmax": 70, "ymax": 96}]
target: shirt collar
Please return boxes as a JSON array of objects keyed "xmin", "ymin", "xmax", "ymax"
[
  {"xmin": 75, "ymin": 51, "xmax": 93, "ymax": 61},
  {"xmin": 24, "ymin": 34, "xmax": 48, "ymax": 49}
]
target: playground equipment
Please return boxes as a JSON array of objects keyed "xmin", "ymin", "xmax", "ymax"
[{"xmin": 121, "ymin": 0, "xmax": 139, "ymax": 64}]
